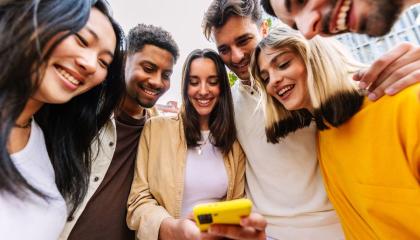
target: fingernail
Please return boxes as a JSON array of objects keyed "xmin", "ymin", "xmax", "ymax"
[
  {"xmin": 359, "ymin": 82, "xmax": 367, "ymax": 89},
  {"xmin": 368, "ymin": 92, "xmax": 377, "ymax": 101},
  {"xmin": 385, "ymin": 88, "xmax": 396, "ymax": 95}
]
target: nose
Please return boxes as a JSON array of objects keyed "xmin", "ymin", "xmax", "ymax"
[
  {"xmin": 148, "ymin": 74, "xmax": 164, "ymax": 89},
  {"xmin": 75, "ymin": 52, "xmax": 97, "ymax": 74},
  {"xmin": 269, "ymin": 70, "xmax": 284, "ymax": 85},
  {"xmin": 199, "ymin": 82, "xmax": 209, "ymax": 95},
  {"xmin": 296, "ymin": 11, "xmax": 321, "ymax": 39},
  {"xmin": 231, "ymin": 46, "xmax": 245, "ymax": 64}
]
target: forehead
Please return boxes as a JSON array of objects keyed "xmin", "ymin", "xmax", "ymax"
[
  {"xmin": 213, "ymin": 15, "xmax": 261, "ymax": 45},
  {"xmin": 129, "ymin": 44, "xmax": 174, "ymax": 69},
  {"xmin": 190, "ymin": 57, "xmax": 217, "ymax": 74},
  {"xmin": 258, "ymin": 47, "xmax": 292, "ymax": 67},
  {"xmin": 87, "ymin": 8, "xmax": 116, "ymax": 54}
]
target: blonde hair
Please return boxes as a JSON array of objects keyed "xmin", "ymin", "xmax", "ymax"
[{"xmin": 250, "ymin": 26, "xmax": 365, "ymax": 142}]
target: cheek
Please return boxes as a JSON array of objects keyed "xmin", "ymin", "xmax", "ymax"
[
  {"xmin": 187, "ymin": 86, "xmax": 196, "ymax": 99},
  {"xmin": 162, "ymin": 81, "xmax": 170, "ymax": 93},
  {"xmin": 265, "ymin": 82, "xmax": 276, "ymax": 97},
  {"xmin": 94, "ymin": 70, "xmax": 108, "ymax": 86}
]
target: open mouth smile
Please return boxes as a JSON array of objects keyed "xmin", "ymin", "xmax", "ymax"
[
  {"xmin": 277, "ymin": 84, "xmax": 295, "ymax": 97},
  {"xmin": 332, "ymin": 0, "xmax": 352, "ymax": 33},
  {"xmin": 55, "ymin": 65, "xmax": 82, "ymax": 86}
]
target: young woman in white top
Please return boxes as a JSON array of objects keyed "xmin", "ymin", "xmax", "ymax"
[
  {"xmin": 0, "ymin": 0, "xmax": 124, "ymax": 239},
  {"xmin": 127, "ymin": 49, "xmax": 246, "ymax": 240}
]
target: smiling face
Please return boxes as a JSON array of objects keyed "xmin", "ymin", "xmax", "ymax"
[
  {"xmin": 258, "ymin": 46, "xmax": 311, "ymax": 110},
  {"xmin": 187, "ymin": 57, "xmax": 221, "ymax": 123},
  {"xmin": 269, "ymin": 0, "xmax": 404, "ymax": 38},
  {"xmin": 33, "ymin": 8, "xmax": 116, "ymax": 104},
  {"xmin": 124, "ymin": 44, "xmax": 174, "ymax": 109},
  {"xmin": 213, "ymin": 16, "xmax": 263, "ymax": 80}
]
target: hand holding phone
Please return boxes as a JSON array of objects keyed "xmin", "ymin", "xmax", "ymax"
[{"xmin": 192, "ymin": 198, "xmax": 252, "ymax": 232}]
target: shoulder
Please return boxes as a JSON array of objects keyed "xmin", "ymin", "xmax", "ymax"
[
  {"xmin": 371, "ymin": 83, "xmax": 420, "ymax": 112},
  {"xmin": 144, "ymin": 114, "xmax": 183, "ymax": 132}
]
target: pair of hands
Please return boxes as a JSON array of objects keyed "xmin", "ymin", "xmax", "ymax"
[
  {"xmin": 159, "ymin": 213, "xmax": 267, "ymax": 240},
  {"xmin": 353, "ymin": 42, "xmax": 420, "ymax": 101}
]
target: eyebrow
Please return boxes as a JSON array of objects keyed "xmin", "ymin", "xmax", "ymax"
[{"xmin": 86, "ymin": 26, "xmax": 115, "ymax": 58}]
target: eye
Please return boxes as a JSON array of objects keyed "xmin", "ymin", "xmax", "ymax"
[
  {"xmin": 98, "ymin": 59, "xmax": 110, "ymax": 69},
  {"xmin": 162, "ymin": 72, "xmax": 172, "ymax": 81},
  {"xmin": 237, "ymin": 36, "xmax": 251, "ymax": 46},
  {"xmin": 142, "ymin": 65, "xmax": 154, "ymax": 73},
  {"xmin": 75, "ymin": 33, "xmax": 88, "ymax": 47},
  {"xmin": 260, "ymin": 72, "xmax": 269, "ymax": 83},
  {"xmin": 189, "ymin": 78, "xmax": 199, "ymax": 86},
  {"xmin": 218, "ymin": 46, "xmax": 229, "ymax": 55},
  {"xmin": 209, "ymin": 78, "xmax": 219, "ymax": 85},
  {"xmin": 278, "ymin": 60, "xmax": 291, "ymax": 70}
]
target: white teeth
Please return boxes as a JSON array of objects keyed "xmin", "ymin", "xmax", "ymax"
[
  {"xmin": 336, "ymin": 0, "xmax": 351, "ymax": 31},
  {"xmin": 277, "ymin": 85, "xmax": 294, "ymax": 96},
  {"xmin": 143, "ymin": 88, "xmax": 159, "ymax": 96},
  {"xmin": 56, "ymin": 66, "xmax": 80, "ymax": 85},
  {"xmin": 198, "ymin": 99, "xmax": 210, "ymax": 105}
]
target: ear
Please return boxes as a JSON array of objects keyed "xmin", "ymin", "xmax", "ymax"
[{"xmin": 260, "ymin": 20, "xmax": 269, "ymax": 37}]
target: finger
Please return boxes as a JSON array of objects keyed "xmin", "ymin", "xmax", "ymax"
[
  {"xmin": 186, "ymin": 212, "xmax": 195, "ymax": 221},
  {"xmin": 240, "ymin": 213, "xmax": 267, "ymax": 231},
  {"xmin": 183, "ymin": 219, "xmax": 201, "ymax": 240},
  {"xmin": 384, "ymin": 70, "xmax": 420, "ymax": 96},
  {"xmin": 369, "ymin": 48, "xmax": 420, "ymax": 92},
  {"xmin": 358, "ymin": 42, "xmax": 412, "ymax": 88},
  {"xmin": 208, "ymin": 224, "xmax": 265, "ymax": 240},
  {"xmin": 368, "ymin": 62, "xmax": 420, "ymax": 100},
  {"xmin": 200, "ymin": 232, "xmax": 224, "ymax": 240}
]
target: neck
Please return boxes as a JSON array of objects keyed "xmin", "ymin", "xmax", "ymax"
[
  {"xmin": 121, "ymin": 96, "xmax": 146, "ymax": 120},
  {"xmin": 199, "ymin": 115, "xmax": 209, "ymax": 131},
  {"xmin": 17, "ymin": 98, "xmax": 44, "ymax": 126}
]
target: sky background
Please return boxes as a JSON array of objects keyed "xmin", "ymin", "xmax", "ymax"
[{"xmin": 108, "ymin": 0, "xmax": 215, "ymax": 105}]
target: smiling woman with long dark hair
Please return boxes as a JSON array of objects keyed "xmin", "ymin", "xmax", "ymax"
[
  {"xmin": 0, "ymin": 0, "xmax": 124, "ymax": 238},
  {"xmin": 127, "ymin": 49, "xmax": 246, "ymax": 240}
]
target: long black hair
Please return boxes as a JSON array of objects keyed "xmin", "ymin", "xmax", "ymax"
[
  {"xmin": 0, "ymin": 0, "xmax": 125, "ymax": 216},
  {"xmin": 180, "ymin": 49, "xmax": 237, "ymax": 155}
]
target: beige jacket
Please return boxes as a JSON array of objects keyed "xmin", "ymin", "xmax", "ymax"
[{"xmin": 127, "ymin": 114, "xmax": 246, "ymax": 240}]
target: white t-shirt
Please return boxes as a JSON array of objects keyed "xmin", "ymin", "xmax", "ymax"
[
  {"xmin": 0, "ymin": 120, "xmax": 67, "ymax": 240},
  {"xmin": 181, "ymin": 131, "xmax": 228, "ymax": 218},
  {"xmin": 231, "ymin": 81, "xmax": 344, "ymax": 240}
]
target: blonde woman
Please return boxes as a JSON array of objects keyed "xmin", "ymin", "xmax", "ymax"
[{"xmin": 250, "ymin": 26, "xmax": 420, "ymax": 239}]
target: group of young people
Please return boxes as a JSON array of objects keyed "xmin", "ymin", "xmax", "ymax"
[{"xmin": 0, "ymin": 0, "xmax": 419, "ymax": 240}]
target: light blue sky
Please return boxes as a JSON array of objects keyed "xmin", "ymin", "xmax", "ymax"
[{"xmin": 108, "ymin": 0, "xmax": 215, "ymax": 105}]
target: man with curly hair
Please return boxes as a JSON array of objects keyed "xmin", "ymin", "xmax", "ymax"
[{"xmin": 59, "ymin": 24, "xmax": 179, "ymax": 240}]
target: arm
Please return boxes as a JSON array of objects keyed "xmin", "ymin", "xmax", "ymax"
[
  {"xmin": 353, "ymin": 42, "xmax": 420, "ymax": 101},
  {"xmin": 126, "ymin": 121, "xmax": 171, "ymax": 240}
]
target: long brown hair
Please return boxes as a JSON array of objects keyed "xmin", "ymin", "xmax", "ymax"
[{"xmin": 180, "ymin": 49, "xmax": 237, "ymax": 155}]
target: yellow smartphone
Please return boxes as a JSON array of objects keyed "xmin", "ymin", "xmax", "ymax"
[{"xmin": 192, "ymin": 198, "xmax": 252, "ymax": 232}]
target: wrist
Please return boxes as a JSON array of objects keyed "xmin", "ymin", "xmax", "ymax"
[{"xmin": 158, "ymin": 217, "xmax": 176, "ymax": 240}]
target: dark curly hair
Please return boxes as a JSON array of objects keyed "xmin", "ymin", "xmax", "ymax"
[
  {"xmin": 202, "ymin": 0, "xmax": 262, "ymax": 40},
  {"xmin": 126, "ymin": 23, "xmax": 179, "ymax": 62}
]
